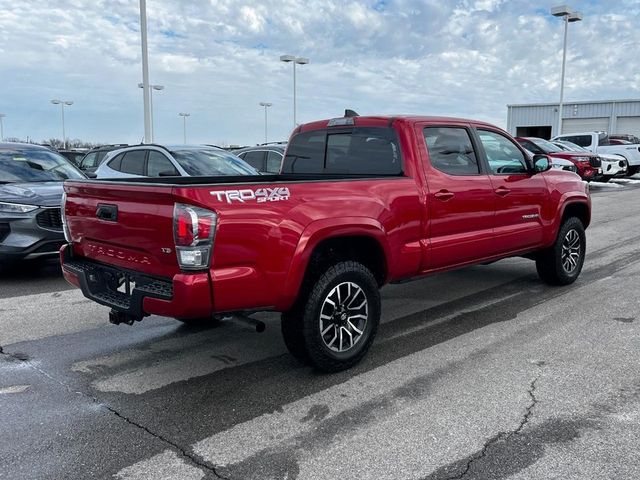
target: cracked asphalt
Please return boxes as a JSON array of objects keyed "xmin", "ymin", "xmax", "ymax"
[{"xmin": 1, "ymin": 181, "xmax": 639, "ymax": 480}]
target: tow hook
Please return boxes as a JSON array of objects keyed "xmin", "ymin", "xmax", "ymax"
[{"xmin": 109, "ymin": 309, "xmax": 142, "ymax": 326}]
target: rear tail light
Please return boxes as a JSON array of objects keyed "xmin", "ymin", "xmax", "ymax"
[
  {"xmin": 173, "ymin": 203, "xmax": 218, "ymax": 270},
  {"xmin": 61, "ymin": 192, "xmax": 71, "ymax": 242}
]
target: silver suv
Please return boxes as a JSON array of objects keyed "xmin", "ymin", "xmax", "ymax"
[{"xmin": 95, "ymin": 144, "xmax": 258, "ymax": 179}]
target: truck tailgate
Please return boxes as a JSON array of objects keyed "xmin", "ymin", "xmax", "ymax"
[{"xmin": 64, "ymin": 181, "xmax": 179, "ymax": 278}]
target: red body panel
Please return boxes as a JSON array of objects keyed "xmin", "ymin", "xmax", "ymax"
[{"xmin": 62, "ymin": 116, "xmax": 590, "ymax": 319}]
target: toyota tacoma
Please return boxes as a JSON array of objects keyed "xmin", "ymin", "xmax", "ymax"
[{"xmin": 61, "ymin": 113, "xmax": 591, "ymax": 372}]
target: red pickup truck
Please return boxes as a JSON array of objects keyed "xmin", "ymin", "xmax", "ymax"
[{"xmin": 61, "ymin": 113, "xmax": 591, "ymax": 372}]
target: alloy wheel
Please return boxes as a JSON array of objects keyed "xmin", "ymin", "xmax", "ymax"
[
  {"xmin": 561, "ymin": 229, "xmax": 581, "ymax": 273},
  {"xmin": 319, "ymin": 281, "xmax": 368, "ymax": 353}
]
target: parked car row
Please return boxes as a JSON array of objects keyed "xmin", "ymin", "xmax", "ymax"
[
  {"xmin": 552, "ymin": 131, "xmax": 640, "ymax": 176},
  {"xmin": 515, "ymin": 134, "xmax": 636, "ymax": 182},
  {"xmin": 2, "ymin": 123, "xmax": 639, "ymax": 268}
]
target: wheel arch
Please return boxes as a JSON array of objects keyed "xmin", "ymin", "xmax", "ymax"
[{"xmin": 277, "ymin": 218, "xmax": 390, "ymax": 311}]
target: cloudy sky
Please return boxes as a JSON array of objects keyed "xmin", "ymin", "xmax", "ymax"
[{"xmin": 0, "ymin": 0, "xmax": 638, "ymax": 146}]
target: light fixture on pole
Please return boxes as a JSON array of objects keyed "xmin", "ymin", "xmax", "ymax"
[
  {"xmin": 51, "ymin": 99, "xmax": 73, "ymax": 149},
  {"xmin": 259, "ymin": 102, "xmax": 272, "ymax": 144},
  {"xmin": 178, "ymin": 112, "xmax": 190, "ymax": 144},
  {"xmin": 138, "ymin": 83, "xmax": 164, "ymax": 142},
  {"xmin": 551, "ymin": 5, "xmax": 583, "ymax": 136},
  {"xmin": 280, "ymin": 55, "xmax": 309, "ymax": 128},
  {"xmin": 0, "ymin": 114, "xmax": 5, "ymax": 142},
  {"xmin": 139, "ymin": 0, "xmax": 151, "ymax": 143}
]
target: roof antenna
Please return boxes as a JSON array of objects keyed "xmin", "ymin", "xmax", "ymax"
[{"xmin": 344, "ymin": 109, "xmax": 359, "ymax": 118}]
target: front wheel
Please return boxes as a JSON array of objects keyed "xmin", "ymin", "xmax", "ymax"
[
  {"xmin": 536, "ymin": 217, "xmax": 586, "ymax": 285},
  {"xmin": 284, "ymin": 261, "xmax": 381, "ymax": 372}
]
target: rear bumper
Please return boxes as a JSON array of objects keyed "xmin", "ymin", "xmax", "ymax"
[{"xmin": 60, "ymin": 244, "xmax": 213, "ymax": 319}]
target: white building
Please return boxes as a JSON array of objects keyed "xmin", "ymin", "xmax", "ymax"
[{"xmin": 506, "ymin": 99, "xmax": 640, "ymax": 139}]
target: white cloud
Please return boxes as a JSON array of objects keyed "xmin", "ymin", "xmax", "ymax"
[{"xmin": 0, "ymin": 0, "xmax": 638, "ymax": 145}]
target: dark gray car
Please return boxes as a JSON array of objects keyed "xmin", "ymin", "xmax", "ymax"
[
  {"xmin": 0, "ymin": 143, "xmax": 86, "ymax": 264},
  {"xmin": 235, "ymin": 143, "xmax": 286, "ymax": 173}
]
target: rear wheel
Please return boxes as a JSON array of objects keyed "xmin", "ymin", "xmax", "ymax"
[
  {"xmin": 282, "ymin": 261, "xmax": 380, "ymax": 372},
  {"xmin": 536, "ymin": 217, "xmax": 586, "ymax": 285}
]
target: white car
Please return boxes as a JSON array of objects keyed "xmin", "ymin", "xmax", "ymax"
[
  {"xmin": 552, "ymin": 140, "xmax": 627, "ymax": 181},
  {"xmin": 95, "ymin": 145, "xmax": 259, "ymax": 179},
  {"xmin": 552, "ymin": 132, "xmax": 640, "ymax": 176}
]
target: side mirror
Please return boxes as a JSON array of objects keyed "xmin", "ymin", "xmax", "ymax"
[
  {"xmin": 532, "ymin": 154, "xmax": 551, "ymax": 173},
  {"xmin": 85, "ymin": 171, "xmax": 97, "ymax": 179},
  {"xmin": 158, "ymin": 170, "xmax": 179, "ymax": 177}
]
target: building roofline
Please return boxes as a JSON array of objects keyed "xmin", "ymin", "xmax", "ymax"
[{"xmin": 507, "ymin": 98, "xmax": 640, "ymax": 108}]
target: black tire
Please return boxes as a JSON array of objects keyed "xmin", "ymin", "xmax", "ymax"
[
  {"xmin": 536, "ymin": 217, "xmax": 586, "ymax": 286},
  {"xmin": 288, "ymin": 261, "xmax": 381, "ymax": 372},
  {"xmin": 626, "ymin": 164, "xmax": 638, "ymax": 177},
  {"xmin": 281, "ymin": 309, "xmax": 311, "ymax": 364}
]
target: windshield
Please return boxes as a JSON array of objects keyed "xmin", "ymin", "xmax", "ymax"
[
  {"xmin": 531, "ymin": 138, "xmax": 563, "ymax": 153},
  {"xmin": 171, "ymin": 149, "xmax": 259, "ymax": 176},
  {"xmin": 557, "ymin": 141, "xmax": 589, "ymax": 152},
  {"xmin": 0, "ymin": 149, "xmax": 85, "ymax": 183}
]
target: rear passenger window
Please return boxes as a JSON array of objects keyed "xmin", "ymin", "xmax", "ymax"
[
  {"xmin": 423, "ymin": 127, "xmax": 480, "ymax": 175},
  {"xmin": 107, "ymin": 153, "xmax": 124, "ymax": 171},
  {"xmin": 120, "ymin": 150, "xmax": 146, "ymax": 175},
  {"xmin": 147, "ymin": 151, "xmax": 178, "ymax": 176},
  {"xmin": 242, "ymin": 151, "xmax": 266, "ymax": 171},
  {"xmin": 282, "ymin": 127, "xmax": 402, "ymax": 175},
  {"xmin": 266, "ymin": 150, "xmax": 283, "ymax": 173}
]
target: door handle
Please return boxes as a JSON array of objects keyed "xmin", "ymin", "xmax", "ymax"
[
  {"xmin": 96, "ymin": 204, "xmax": 118, "ymax": 222},
  {"xmin": 434, "ymin": 190, "xmax": 455, "ymax": 201},
  {"xmin": 495, "ymin": 187, "xmax": 511, "ymax": 197}
]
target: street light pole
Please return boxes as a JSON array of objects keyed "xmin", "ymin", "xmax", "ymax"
[
  {"xmin": 0, "ymin": 114, "xmax": 5, "ymax": 142},
  {"xmin": 259, "ymin": 102, "xmax": 272, "ymax": 143},
  {"xmin": 280, "ymin": 55, "xmax": 309, "ymax": 128},
  {"xmin": 139, "ymin": 83, "xmax": 164, "ymax": 142},
  {"xmin": 551, "ymin": 5, "xmax": 583, "ymax": 136},
  {"xmin": 139, "ymin": 0, "xmax": 151, "ymax": 143},
  {"xmin": 179, "ymin": 113, "xmax": 190, "ymax": 144},
  {"xmin": 51, "ymin": 99, "xmax": 73, "ymax": 149}
]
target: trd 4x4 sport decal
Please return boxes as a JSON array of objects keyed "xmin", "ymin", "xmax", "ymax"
[{"xmin": 209, "ymin": 187, "xmax": 291, "ymax": 204}]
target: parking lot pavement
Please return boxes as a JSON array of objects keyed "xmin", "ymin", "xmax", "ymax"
[{"xmin": 1, "ymin": 185, "xmax": 639, "ymax": 480}]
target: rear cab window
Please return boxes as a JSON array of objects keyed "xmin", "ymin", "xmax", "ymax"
[
  {"xmin": 282, "ymin": 127, "xmax": 403, "ymax": 175},
  {"xmin": 563, "ymin": 135, "xmax": 592, "ymax": 148}
]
